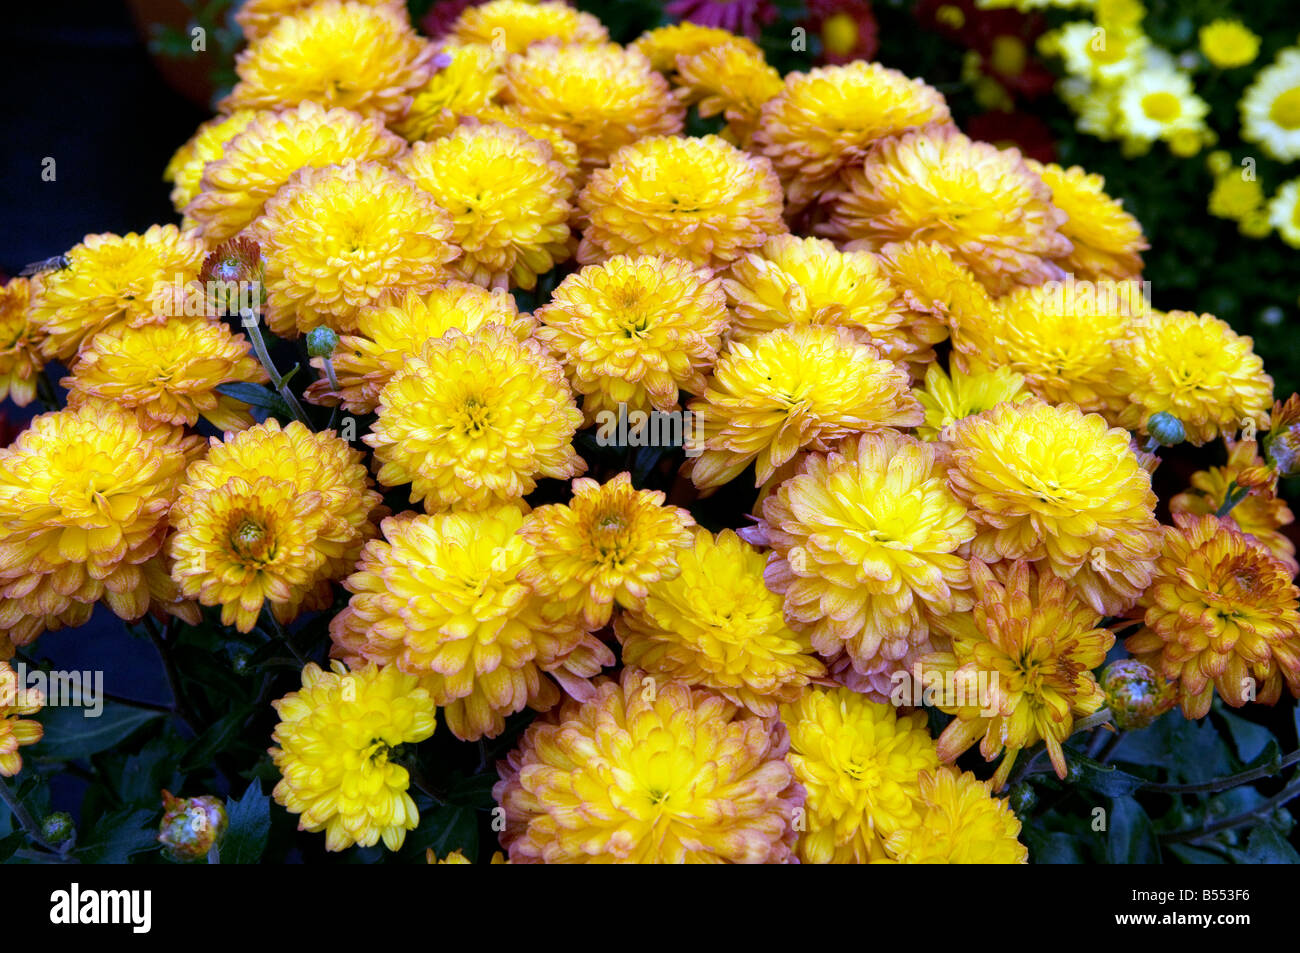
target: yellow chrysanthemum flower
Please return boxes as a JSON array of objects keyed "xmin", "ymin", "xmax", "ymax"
[
  {"xmin": 1208, "ymin": 167, "xmax": 1269, "ymax": 229},
  {"xmin": 270, "ymin": 660, "xmax": 437, "ymax": 852},
  {"xmin": 494, "ymin": 668, "xmax": 802, "ymax": 863},
  {"xmin": 927, "ymin": 559, "xmax": 1113, "ymax": 787},
  {"xmin": 884, "ymin": 768, "xmax": 1028, "ymax": 864},
  {"xmin": 1128, "ymin": 514, "xmax": 1300, "ymax": 719},
  {"xmin": 1095, "ymin": 0, "xmax": 1145, "ymax": 29},
  {"xmin": 1113, "ymin": 69, "xmax": 1213, "ymax": 155},
  {"xmin": 874, "ymin": 240, "xmax": 991, "ymax": 348},
  {"xmin": 0, "ymin": 403, "xmax": 187, "ymax": 651},
  {"xmin": 184, "ymin": 102, "xmax": 406, "ymax": 244},
  {"xmin": 1241, "ymin": 48, "xmax": 1300, "ymax": 163},
  {"xmin": 503, "ymin": 43, "xmax": 683, "ymax": 172},
  {"xmin": 169, "ymin": 420, "xmax": 382, "ymax": 633},
  {"xmin": 430, "ymin": 849, "xmax": 472, "ymax": 864},
  {"xmin": 450, "ymin": 0, "xmax": 607, "ymax": 53},
  {"xmin": 63, "ymin": 318, "xmax": 269, "ymax": 431},
  {"xmin": 31, "ymin": 225, "xmax": 207, "ymax": 362},
  {"xmin": 395, "ymin": 43, "xmax": 506, "ymax": 142},
  {"xmin": 330, "ymin": 507, "xmax": 610, "ymax": 741},
  {"xmin": 578, "ymin": 134, "xmax": 784, "ymax": 270},
  {"xmin": 828, "ymin": 125, "xmax": 1070, "ymax": 294},
  {"xmin": 463, "ymin": 105, "xmax": 582, "ymax": 181},
  {"xmin": 748, "ymin": 431, "xmax": 974, "ymax": 678},
  {"xmin": 223, "ymin": 0, "xmax": 434, "ymax": 123},
  {"xmin": 163, "ymin": 111, "xmax": 258, "ymax": 214},
  {"xmin": 686, "ymin": 325, "xmax": 923, "ymax": 489},
  {"xmin": 1199, "ymin": 20, "xmax": 1260, "ymax": 70},
  {"xmin": 1268, "ymin": 178, "xmax": 1300, "ymax": 248},
  {"xmin": 518, "ymin": 472, "xmax": 695, "ymax": 628},
  {"xmin": 366, "ymin": 325, "xmax": 584, "ymax": 512},
  {"xmin": 1029, "ymin": 160, "xmax": 1147, "ymax": 281},
  {"xmin": 915, "ymin": 361, "xmax": 1030, "ymax": 441},
  {"xmin": 235, "ymin": 0, "xmax": 405, "ymax": 41},
  {"xmin": 1057, "ymin": 74, "xmax": 1122, "ymax": 140},
  {"xmin": 752, "ymin": 62, "xmax": 951, "ymax": 211},
  {"xmin": 674, "ymin": 44, "xmax": 783, "ymax": 148},
  {"xmin": 534, "ymin": 255, "xmax": 727, "ymax": 422},
  {"xmin": 0, "ymin": 277, "xmax": 45, "ymax": 408},
  {"xmin": 946, "ymin": 399, "xmax": 1161, "ymax": 615},
  {"xmin": 723, "ymin": 234, "xmax": 932, "ymax": 369},
  {"xmin": 397, "ymin": 123, "xmax": 572, "ymax": 290},
  {"xmin": 1115, "ymin": 310, "xmax": 1273, "ymax": 446},
  {"xmin": 0, "ymin": 662, "xmax": 43, "ymax": 776},
  {"xmin": 304, "ymin": 282, "xmax": 532, "ymax": 414},
  {"xmin": 1046, "ymin": 22, "xmax": 1148, "ymax": 85},
  {"xmin": 952, "ymin": 279, "xmax": 1142, "ymax": 416},
  {"xmin": 629, "ymin": 22, "xmax": 761, "ymax": 73},
  {"xmin": 616, "ymin": 527, "xmax": 823, "ymax": 716},
  {"xmin": 1170, "ymin": 439, "xmax": 1297, "ymax": 574},
  {"xmin": 783, "ymin": 687, "xmax": 939, "ymax": 864},
  {"xmin": 249, "ymin": 160, "xmax": 458, "ymax": 336}
]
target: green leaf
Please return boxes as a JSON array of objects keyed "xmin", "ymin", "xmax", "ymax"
[
  {"xmin": 214, "ymin": 382, "xmax": 292, "ymax": 419},
  {"xmin": 1243, "ymin": 824, "xmax": 1300, "ymax": 864},
  {"xmin": 1071, "ymin": 756, "xmax": 1147, "ymax": 797},
  {"xmin": 399, "ymin": 803, "xmax": 478, "ymax": 863},
  {"xmin": 1167, "ymin": 843, "xmax": 1230, "ymax": 864},
  {"xmin": 445, "ymin": 772, "xmax": 497, "ymax": 810},
  {"xmin": 1116, "ymin": 713, "xmax": 1233, "ymax": 783},
  {"xmin": 181, "ymin": 707, "xmax": 254, "ymax": 773},
  {"xmin": 1026, "ymin": 830, "xmax": 1086, "ymax": 864},
  {"xmin": 34, "ymin": 704, "xmax": 163, "ymax": 762},
  {"xmin": 1107, "ymin": 797, "xmax": 1162, "ymax": 864},
  {"xmin": 77, "ymin": 808, "xmax": 159, "ymax": 864},
  {"xmin": 221, "ymin": 779, "xmax": 271, "ymax": 865},
  {"xmin": 0, "ymin": 830, "xmax": 26, "ymax": 862},
  {"xmin": 1216, "ymin": 708, "xmax": 1275, "ymax": 766}
]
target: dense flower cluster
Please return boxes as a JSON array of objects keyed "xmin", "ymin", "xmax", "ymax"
[{"xmin": 7, "ymin": 0, "xmax": 1298, "ymax": 867}]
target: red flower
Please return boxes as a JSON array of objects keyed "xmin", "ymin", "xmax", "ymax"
[
  {"xmin": 966, "ymin": 11, "xmax": 1055, "ymax": 100},
  {"xmin": 420, "ymin": 0, "xmax": 477, "ymax": 40},
  {"xmin": 965, "ymin": 111, "xmax": 1057, "ymax": 164},
  {"xmin": 805, "ymin": 0, "xmax": 879, "ymax": 65},
  {"xmin": 667, "ymin": 0, "xmax": 777, "ymax": 38}
]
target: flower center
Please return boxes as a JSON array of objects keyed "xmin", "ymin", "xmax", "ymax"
[
  {"xmin": 935, "ymin": 4, "xmax": 965, "ymax": 30},
  {"xmin": 456, "ymin": 395, "xmax": 492, "ymax": 435},
  {"xmin": 822, "ymin": 13, "xmax": 859, "ymax": 57},
  {"xmin": 1141, "ymin": 92, "xmax": 1182, "ymax": 122},
  {"xmin": 231, "ymin": 519, "xmax": 272, "ymax": 561},
  {"xmin": 1269, "ymin": 88, "xmax": 1300, "ymax": 130},
  {"xmin": 990, "ymin": 36, "xmax": 1027, "ymax": 78}
]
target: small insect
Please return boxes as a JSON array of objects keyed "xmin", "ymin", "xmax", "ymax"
[{"xmin": 18, "ymin": 254, "xmax": 70, "ymax": 277}]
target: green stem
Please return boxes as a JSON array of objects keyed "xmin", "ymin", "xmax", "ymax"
[
  {"xmin": 143, "ymin": 615, "xmax": 200, "ymax": 733},
  {"xmin": 1144, "ymin": 749, "xmax": 1300, "ymax": 795},
  {"xmin": 241, "ymin": 309, "xmax": 311, "ymax": 425},
  {"xmin": 322, "ymin": 357, "xmax": 340, "ymax": 394},
  {"xmin": 260, "ymin": 608, "xmax": 310, "ymax": 667},
  {"xmin": 1215, "ymin": 480, "xmax": 1249, "ymax": 517},
  {"xmin": 1161, "ymin": 772, "xmax": 1300, "ymax": 844},
  {"xmin": 0, "ymin": 776, "xmax": 65, "ymax": 857}
]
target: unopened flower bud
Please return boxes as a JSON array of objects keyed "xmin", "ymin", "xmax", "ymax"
[
  {"xmin": 41, "ymin": 812, "xmax": 75, "ymax": 846},
  {"xmin": 306, "ymin": 326, "xmax": 339, "ymax": 359},
  {"xmin": 159, "ymin": 790, "xmax": 228, "ymax": 862},
  {"xmin": 1007, "ymin": 783, "xmax": 1036, "ymax": 815},
  {"xmin": 1102, "ymin": 658, "xmax": 1176, "ymax": 730},
  {"xmin": 1268, "ymin": 426, "xmax": 1300, "ymax": 478},
  {"xmin": 199, "ymin": 237, "xmax": 264, "ymax": 316},
  {"xmin": 1146, "ymin": 412, "xmax": 1185, "ymax": 447}
]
